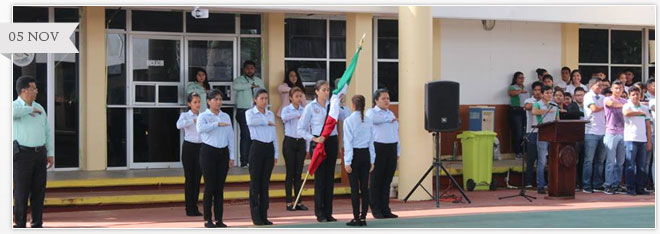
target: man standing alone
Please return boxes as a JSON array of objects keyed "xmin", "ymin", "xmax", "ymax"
[{"xmin": 13, "ymin": 76, "xmax": 54, "ymax": 228}]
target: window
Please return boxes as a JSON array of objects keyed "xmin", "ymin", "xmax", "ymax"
[
  {"xmin": 186, "ymin": 12, "xmax": 235, "ymax": 34},
  {"xmin": 374, "ymin": 19, "xmax": 399, "ymax": 102},
  {"xmin": 578, "ymin": 27, "xmax": 654, "ymax": 85},
  {"xmin": 285, "ymin": 17, "xmax": 346, "ymax": 99},
  {"xmin": 132, "ymin": 10, "xmax": 183, "ymax": 32}
]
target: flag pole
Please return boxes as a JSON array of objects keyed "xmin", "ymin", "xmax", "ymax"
[
  {"xmin": 292, "ymin": 171, "xmax": 309, "ymax": 208},
  {"xmin": 292, "ymin": 32, "xmax": 365, "ymax": 209}
]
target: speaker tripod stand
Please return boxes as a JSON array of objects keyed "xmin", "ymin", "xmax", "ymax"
[{"xmin": 403, "ymin": 132, "xmax": 471, "ymax": 207}]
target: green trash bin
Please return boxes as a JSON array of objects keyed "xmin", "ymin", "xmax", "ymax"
[{"xmin": 456, "ymin": 131, "xmax": 497, "ymax": 191}]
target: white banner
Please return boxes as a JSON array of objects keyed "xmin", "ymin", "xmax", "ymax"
[{"xmin": 0, "ymin": 23, "xmax": 79, "ymax": 54}]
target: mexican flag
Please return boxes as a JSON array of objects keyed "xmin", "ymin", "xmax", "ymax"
[{"xmin": 308, "ymin": 36, "xmax": 364, "ymax": 176}]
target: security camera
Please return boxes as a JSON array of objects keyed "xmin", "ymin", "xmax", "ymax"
[{"xmin": 191, "ymin": 7, "xmax": 209, "ymax": 19}]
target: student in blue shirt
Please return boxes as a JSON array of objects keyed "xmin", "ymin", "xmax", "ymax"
[
  {"xmin": 366, "ymin": 89, "xmax": 400, "ymax": 219},
  {"xmin": 13, "ymin": 76, "xmax": 53, "ymax": 228},
  {"xmin": 176, "ymin": 92, "xmax": 203, "ymax": 217},
  {"xmin": 343, "ymin": 95, "xmax": 375, "ymax": 226},
  {"xmin": 196, "ymin": 89, "xmax": 235, "ymax": 228},
  {"xmin": 297, "ymin": 80, "xmax": 346, "ymax": 223},
  {"xmin": 281, "ymin": 87, "xmax": 309, "ymax": 211},
  {"xmin": 246, "ymin": 89, "xmax": 278, "ymax": 226}
]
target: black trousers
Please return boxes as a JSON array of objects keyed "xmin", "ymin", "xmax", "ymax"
[
  {"xmin": 248, "ymin": 141, "xmax": 275, "ymax": 223},
  {"xmin": 283, "ymin": 136, "xmax": 306, "ymax": 203},
  {"xmin": 199, "ymin": 144, "xmax": 229, "ymax": 222},
  {"xmin": 182, "ymin": 141, "xmax": 202, "ymax": 213},
  {"xmin": 509, "ymin": 107, "xmax": 526, "ymax": 154},
  {"xmin": 311, "ymin": 135, "xmax": 338, "ymax": 219},
  {"xmin": 236, "ymin": 108, "xmax": 252, "ymax": 166},
  {"xmin": 348, "ymin": 148, "xmax": 370, "ymax": 220},
  {"xmin": 370, "ymin": 142, "xmax": 397, "ymax": 216},
  {"xmin": 13, "ymin": 146, "xmax": 47, "ymax": 228}
]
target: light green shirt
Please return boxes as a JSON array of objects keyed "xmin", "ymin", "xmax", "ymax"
[
  {"xmin": 13, "ymin": 96, "xmax": 53, "ymax": 156},
  {"xmin": 232, "ymin": 75, "xmax": 265, "ymax": 109},
  {"xmin": 186, "ymin": 82, "xmax": 208, "ymax": 112}
]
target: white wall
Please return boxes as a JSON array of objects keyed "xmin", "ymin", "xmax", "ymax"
[{"xmin": 440, "ymin": 19, "xmax": 561, "ymax": 105}]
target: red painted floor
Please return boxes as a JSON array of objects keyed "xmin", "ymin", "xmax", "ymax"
[{"xmin": 36, "ymin": 189, "xmax": 655, "ymax": 228}]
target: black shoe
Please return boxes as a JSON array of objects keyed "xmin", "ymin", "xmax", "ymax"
[
  {"xmin": 384, "ymin": 213, "xmax": 398, "ymax": 218},
  {"xmin": 286, "ymin": 204, "xmax": 295, "ymax": 211},
  {"xmin": 346, "ymin": 219, "xmax": 360, "ymax": 226},
  {"xmin": 593, "ymin": 186, "xmax": 605, "ymax": 192},
  {"xmin": 604, "ymin": 187, "xmax": 616, "ymax": 195},
  {"xmin": 204, "ymin": 220, "xmax": 216, "ymax": 228},
  {"xmin": 372, "ymin": 213, "xmax": 385, "ymax": 219},
  {"xmin": 253, "ymin": 220, "xmax": 265, "ymax": 226},
  {"xmin": 295, "ymin": 203, "xmax": 309, "ymax": 210},
  {"xmin": 626, "ymin": 190, "xmax": 637, "ymax": 196},
  {"xmin": 215, "ymin": 222, "xmax": 227, "ymax": 228},
  {"xmin": 637, "ymin": 190, "xmax": 650, "ymax": 195},
  {"xmin": 317, "ymin": 217, "xmax": 328, "ymax": 222},
  {"xmin": 537, "ymin": 188, "xmax": 546, "ymax": 194},
  {"xmin": 327, "ymin": 216, "xmax": 337, "ymax": 222},
  {"xmin": 13, "ymin": 225, "xmax": 26, "ymax": 228},
  {"xmin": 360, "ymin": 219, "xmax": 367, "ymax": 226},
  {"xmin": 263, "ymin": 219, "xmax": 273, "ymax": 225},
  {"xmin": 187, "ymin": 210, "xmax": 203, "ymax": 216},
  {"xmin": 30, "ymin": 224, "xmax": 43, "ymax": 228}
]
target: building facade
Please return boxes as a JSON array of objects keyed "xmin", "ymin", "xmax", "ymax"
[{"xmin": 12, "ymin": 6, "xmax": 655, "ymax": 200}]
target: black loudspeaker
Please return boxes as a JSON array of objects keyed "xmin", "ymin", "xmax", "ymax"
[{"xmin": 425, "ymin": 81, "xmax": 460, "ymax": 132}]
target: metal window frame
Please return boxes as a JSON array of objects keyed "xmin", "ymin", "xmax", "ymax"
[
  {"xmin": 373, "ymin": 17, "xmax": 400, "ymax": 104},
  {"xmin": 43, "ymin": 7, "xmax": 83, "ymax": 171},
  {"xmin": 284, "ymin": 16, "xmax": 347, "ymax": 98},
  {"xmin": 578, "ymin": 25, "xmax": 655, "ymax": 83}
]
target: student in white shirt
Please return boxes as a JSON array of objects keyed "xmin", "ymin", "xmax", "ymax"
[
  {"xmin": 343, "ymin": 95, "xmax": 375, "ymax": 226},
  {"xmin": 176, "ymin": 92, "xmax": 203, "ymax": 217},
  {"xmin": 245, "ymin": 89, "xmax": 278, "ymax": 226},
  {"xmin": 556, "ymin": 66, "xmax": 571, "ymax": 90},
  {"xmin": 622, "ymin": 87, "xmax": 653, "ymax": 195},
  {"xmin": 582, "ymin": 78, "xmax": 608, "ymax": 193},
  {"xmin": 565, "ymin": 69, "xmax": 588, "ymax": 96},
  {"xmin": 280, "ymin": 87, "xmax": 309, "ymax": 211},
  {"xmin": 523, "ymin": 81, "xmax": 543, "ymax": 188},
  {"xmin": 196, "ymin": 89, "xmax": 235, "ymax": 228},
  {"xmin": 366, "ymin": 89, "xmax": 400, "ymax": 218}
]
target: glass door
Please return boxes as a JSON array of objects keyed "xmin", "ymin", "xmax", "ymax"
[{"xmin": 129, "ymin": 35, "xmax": 184, "ymax": 169}]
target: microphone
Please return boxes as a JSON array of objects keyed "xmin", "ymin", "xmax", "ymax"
[{"xmin": 548, "ymin": 102, "xmax": 558, "ymax": 107}]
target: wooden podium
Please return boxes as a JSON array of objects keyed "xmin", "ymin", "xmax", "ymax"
[{"xmin": 536, "ymin": 120, "xmax": 589, "ymax": 199}]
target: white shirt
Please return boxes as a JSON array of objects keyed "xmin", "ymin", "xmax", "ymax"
[
  {"xmin": 281, "ymin": 103, "xmax": 304, "ymax": 139},
  {"xmin": 565, "ymin": 83, "xmax": 588, "ymax": 96},
  {"xmin": 365, "ymin": 106, "xmax": 401, "ymax": 156},
  {"xmin": 650, "ymin": 98, "xmax": 656, "ymax": 120},
  {"xmin": 623, "ymin": 102, "xmax": 651, "ymax": 142},
  {"xmin": 343, "ymin": 112, "xmax": 376, "ymax": 166},
  {"xmin": 176, "ymin": 110, "xmax": 202, "ymax": 143},
  {"xmin": 196, "ymin": 109, "xmax": 235, "ymax": 160},
  {"xmin": 524, "ymin": 97, "xmax": 540, "ymax": 133},
  {"xmin": 583, "ymin": 90, "xmax": 607, "ymax": 135},
  {"xmin": 297, "ymin": 99, "xmax": 347, "ymax": 141},
  {"xmin": 245, "ymin": 106, "xmax": 279, "ymax": 159},
  {"xmin": 555, "ymin": 79, "xmax": 570, "ymax": 90}
]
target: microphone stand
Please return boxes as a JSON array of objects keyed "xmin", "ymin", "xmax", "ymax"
[{"xmin": 499, "ymin": 101, "xmax": 556, "ymax": 202}]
